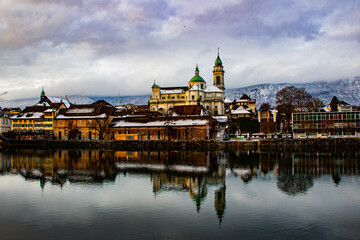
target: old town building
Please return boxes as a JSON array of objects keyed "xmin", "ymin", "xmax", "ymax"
[
  {"xmin": 53, "ymin": 101, "xmax": 116, "ymax": 140},
  {"xmin": 10, "ymin": 89, "xmax": 68, "ymax": 138},
  {"xmin": 110, "ymin": 115, "xmax": 217, "ymax": 141},
  {"xmin": 229, "ymin": 94, "xmax": 257, "ymax": 120},
  {"xmin": 149, "ymin": 52, "xmax": 225, "ymax": 115},
  {"xmin": 292, "ymin": 111, "xmax": 360, "ymax": 138},
  {"xmin": 0, "ymin": 109, "xmax": 11, "ymax": 134}
]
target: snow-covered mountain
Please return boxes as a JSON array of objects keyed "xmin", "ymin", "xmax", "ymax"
[
  {"xmin": 225, "ymin": 77, "xmax": 360, "ymax": 108},
  {"xmin": 0, "ymin": 95, "xmax": 94, "ymax": 109},
  {"xmin": 86, "ymin": 76, "xmax": 360, "ymax": 108},
  {"xmin": 1, "ymin": 77, "xmax": 359, "ymax": 109}
]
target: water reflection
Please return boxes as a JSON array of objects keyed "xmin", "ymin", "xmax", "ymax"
[
  {"xmin": 1, "ymin": 149, "xmax": 359, "ymax": 191},
  {"xmin": 0, "ymin": 149, "xmax": 360, "ymax": 239},
  {"xmin": 0, "ymin": 149, "xmax": 227, "ymax": 223},
  {"xmin": 227, "ymin": 151, "xmax": 360, "ymax": 194}
]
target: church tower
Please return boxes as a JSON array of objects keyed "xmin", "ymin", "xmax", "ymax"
[{"xmin": 213, "ymin": 49, "xmax": 225, "ymax": 91}]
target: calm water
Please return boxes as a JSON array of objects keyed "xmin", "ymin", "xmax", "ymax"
[{"xmin": 0, "ymin": 148, "xmax": 359, "ymax": 240}]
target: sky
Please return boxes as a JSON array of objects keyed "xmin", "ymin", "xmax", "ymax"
[{"xmin": 0, "ymin": 0, "xmax": 359, "ymax": 100}]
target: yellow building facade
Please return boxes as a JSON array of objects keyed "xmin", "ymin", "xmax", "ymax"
[{"xmin": 149, "ymin": 53, "xmax": 225, "ymax": 115}]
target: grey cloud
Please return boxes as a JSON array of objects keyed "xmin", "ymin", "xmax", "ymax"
[
  {"xmin": 0, "ymin": 0, "xmax": 175, "ymax": 49},
  {"xmin": 192, "ymin": 0, "xmax": 357, "ymax": 42},
  {"xmin": 0, "ymin": 0, "xmax": 359, "ymax": 99}
]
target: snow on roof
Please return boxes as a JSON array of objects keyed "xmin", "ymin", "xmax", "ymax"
[
  {"xmin": 204, "ymin": 85, "xmax": 222, "ymax": 93},
  {"xmin": 213, "ymin": 115, "xmax": 228, "ymax": 123},
  {"xmin": 115, "ymin": 163, "xmax": 208, "ymax": 173},
  {"xmin": 112, "ymin": 118, "xmax": 210, "ymax": 128},
  {"xmin": 236, "ymin": 99, "xmax": 255, "ymax": 103},
  {"xmin": 232, "ymin": 169, "xmax": 251, "ymax": 177},
  {"xmin": 11, "ymin": 112, "xmax": 44, "ymax": 119},
  {"xmin": 35, "ymin": 102, "xmax": 51, "ymax": 107},
  {"xmin": 160, "ymin": 88, "xmax": 186, "ymax": 94},
  {"xmin": 231, "ymin": 107, "xmax": 250, "ymax": 115},
  {"xmin": 47, "ymin": 96, "xmax": 71, "ymax": 108},
  {"xmin": 189, "ymin": 84, "xmax": 204, "ymax": 91},
  {"xmin": 66, "ymin": 108, "xmax": 95, "ymax": 114},
  {"xmin": 224, "ymin": 97, "xmax": 233, "ymax": 103},
  {"xmin": 56, "ymin": 113, "xmax": 107, "ymax": 119}
]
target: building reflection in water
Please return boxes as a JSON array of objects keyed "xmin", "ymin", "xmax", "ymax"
[
  {"xmin": 115, "ymin": 150, "xmax": 226, "ymax": 223},
  {"xmin": 0, "ymin": 149, "xmax": 227, "ymax": 224},
  {"xmin": 1, "ymin": 148, "xmax": 359, "ymax": 223},
  {"xmin": 227, "ymin": 150, "xmax": 360, "ymax": 195}
]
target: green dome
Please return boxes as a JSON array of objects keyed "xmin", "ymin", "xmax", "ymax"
[
  {"xmin": 189, "ymin": 75, "xmax": 206, "ymax": 83},
  {"xmin": 215, "ymin": 55, "xmax": 222, "ymax": 67}
]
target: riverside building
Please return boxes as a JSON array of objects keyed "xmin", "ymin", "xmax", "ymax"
[
  {"xmin": 292, "ymin": 111, "xmax": 360, "ymax": 138},
  {"xmin": 149, "ymin": 52, "xmax": 225, "ymax": 115}
]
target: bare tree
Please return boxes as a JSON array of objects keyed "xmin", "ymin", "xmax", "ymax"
[
  {"xmin": 276, "ymin": 86, "xmax": 312, "ymax": 132},
  {"xmin": 65, "ymin": 120, "xmax": 79, "ymax": 140},
  {"xmin": 321, "ymin": 120, "xmax": 335, "ymax": 135},
  {"xmin": 88, "ymin": 117, "xmax": 111, "ymax": 140},
  {"xmin": 294, "ymin": 88, "xmax": 311, "ymax": 112},
  {"xmin": 259, "ymin": 102, "xmax": 271, "ymax": 111},
  {"xmin": 306, "ymin": 97, "xmax": 325, "ymax": 112},
  {"xmin": 276, "ymin": 86, "xmax": 296, "ymax": 132},
  {"xmin": 260, "ymin": 121, "xmax": 276, "ymax": 134}
]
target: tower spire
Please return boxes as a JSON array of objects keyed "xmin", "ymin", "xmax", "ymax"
[
  {"xmin": 118, "ymin": 91, "xmax": 121, "ymax": 106},
  {"xmin": 195, "ymin": 64, "xmax": 199, "ymax": 76},
  {"xmin": 40, "ymin": 86, "xmax": 45, "ymax": 98}
]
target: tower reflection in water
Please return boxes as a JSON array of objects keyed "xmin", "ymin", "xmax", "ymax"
[
  {"xmin": 0, "ymin": 149, "xmax": 227, "ymax": 223},
  {"xmin": 0, "ymin": 149, "xmax": 359, "ymax": 223}
]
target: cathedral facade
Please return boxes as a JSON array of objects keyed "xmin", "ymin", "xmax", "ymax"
[{"xmin": 149, "ymin": 53, "xmax": 225, "ymax": 115}]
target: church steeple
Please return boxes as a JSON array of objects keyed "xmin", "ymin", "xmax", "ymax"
[
  {"xmin": 213, "ymin": 48, "xmax": 225, "ymax": 91},
  {"xmin": 40, "ymin": 87, "xmax": 46, "ymax": 100},
  {"xmin": 195, "ymin": 64, "xmax": 199, "ymax": 76}
]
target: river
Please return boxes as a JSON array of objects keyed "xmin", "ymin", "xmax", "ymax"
[{"xmin": 0, "ymin": 148, "xmax": 359, "ymax": 240}]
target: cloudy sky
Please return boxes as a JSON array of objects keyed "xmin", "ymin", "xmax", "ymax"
[{"xmin": 0, "ymin": 0, "xmax": 359, "ymax": 100}]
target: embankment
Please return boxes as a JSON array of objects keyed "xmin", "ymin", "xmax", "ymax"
[{"xmin": 2, "ymin": 138, "xmax": 360, "ymax": 152}]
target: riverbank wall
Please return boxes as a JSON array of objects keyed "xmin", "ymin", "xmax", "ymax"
[{"xmin": 2, "ymin": 138, "xmax": 360, "ymax": 152}]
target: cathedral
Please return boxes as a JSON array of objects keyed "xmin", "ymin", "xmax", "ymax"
[{"xmin": 149, "ymin": 52, "xmax": 225, "ymax": 115}]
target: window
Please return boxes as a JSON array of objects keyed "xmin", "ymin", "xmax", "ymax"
[
  {"xmin": 216, "ymin": 76, "xmax": 221, "ymax": 85},
  {"xmin": 192, "ymin": 95, "xmax": 195, "ymax": 100},
  {"xmin": 59, "ymin": 120, "xmax": 62, "ymax": 125},
  {"xmin": 79, "ymin": 120, "xmax": 82, "ymax": 125},
  {"xmin": 201, "ymin": 84, "xmax": 204, "ymax": 89}
]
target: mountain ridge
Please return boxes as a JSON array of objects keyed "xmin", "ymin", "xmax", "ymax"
[{"xmin": 1, "ymin": 77, "xmax": 359, "ymax": 109}]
